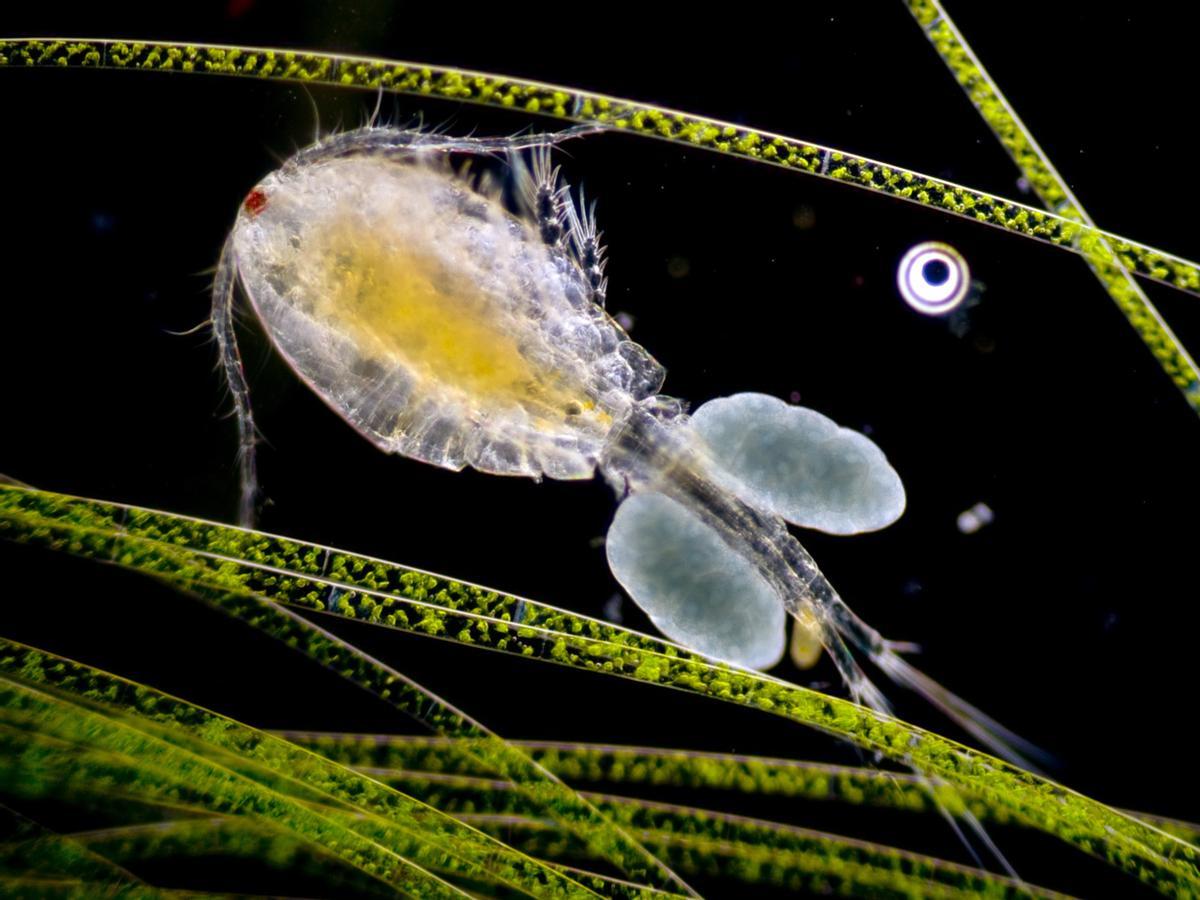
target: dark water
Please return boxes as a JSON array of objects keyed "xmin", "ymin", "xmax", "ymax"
[{"xmin": 2, "ymin": 3, "xmax": 1198, "ymax": 896}]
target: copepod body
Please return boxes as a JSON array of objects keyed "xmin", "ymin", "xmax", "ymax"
[{"xmin": 213, "ymin": 126, "xmax": 1040, "ymax": 769}]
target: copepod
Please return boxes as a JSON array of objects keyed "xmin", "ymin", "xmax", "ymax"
[{"xmin": 213, "ymin": 124, "xmax": 1039, "ymax": 767}]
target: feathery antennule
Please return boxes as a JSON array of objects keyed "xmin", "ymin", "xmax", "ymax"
[{"xmin": 288, "ymin": 123, "xmax": 604, "ymax": 172}]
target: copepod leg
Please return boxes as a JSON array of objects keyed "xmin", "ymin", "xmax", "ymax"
[
  {"xmin": 564, "ymin": 184, "xmax": 608, "ymax": 308},
  {"xmin": 511, "ymin": 142, "xmax": 569, "ymax": 248},
  {"xmin": 211, "ymin": 234, "xmax": 260, "ymax": 527},
  {"xmin": 508, "ymin": 140, "xmax": 609, "ymax": 308}
]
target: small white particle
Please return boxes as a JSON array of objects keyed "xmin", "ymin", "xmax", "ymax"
[{"xmin": 956, "ymin": 501, "xmax": 994, "ymax": 534}]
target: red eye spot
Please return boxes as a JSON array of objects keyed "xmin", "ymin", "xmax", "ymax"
[{"xmin": 243, "ymin": 188, "xmax": 268, "ymax": 216}]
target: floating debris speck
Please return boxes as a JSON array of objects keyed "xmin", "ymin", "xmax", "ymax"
[{"xmin": 956, "ymin": 501, "xmax": 995, "ymax": 534}]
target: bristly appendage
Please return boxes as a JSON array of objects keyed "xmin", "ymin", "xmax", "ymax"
[
  {"xmin": 512, "ymin": 144, "xmax": 609, "ymax": 309},
  {"xmin": 566, "ymin": 187, "xmax": 608, "ymax": 309},
  {"xmin": 513, "ymin": 143, "xmax": 570, "ymax": 249},
  {"xmin": 211, "ymin": 235, "xmax": 260, "ymax": 528}
]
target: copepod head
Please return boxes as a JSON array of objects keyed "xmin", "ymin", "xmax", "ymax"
[
  {"xmin": 227, "ymin": 136, "xmax": 665, "ymax": 483},
  {"xmin": 242, "ymin": 188, "xmax": 268, "ymax": 217}
]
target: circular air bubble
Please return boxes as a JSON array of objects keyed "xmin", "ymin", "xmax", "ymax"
[{"xmin": 897, "ymin": 242, "xmax": 969, "ymax": 315}]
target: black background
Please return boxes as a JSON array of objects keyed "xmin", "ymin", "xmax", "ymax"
[{"xmin": 2, "ymin": 3, "xmax": 1199, "ymax": 896}]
